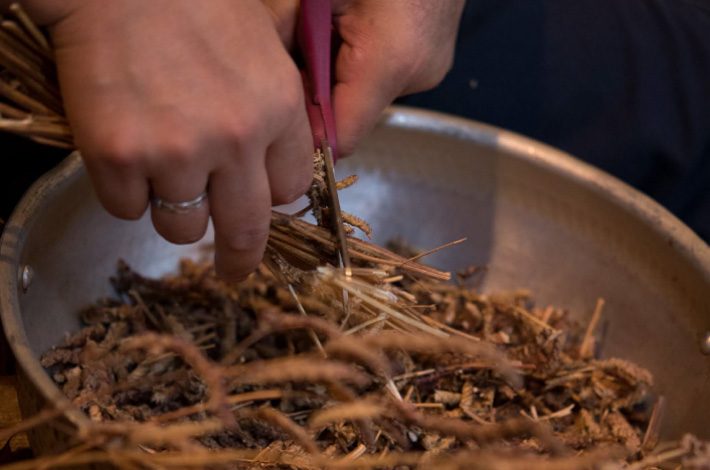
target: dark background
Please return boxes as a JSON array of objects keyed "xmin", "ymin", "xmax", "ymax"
[
  {"xmin": 0, "ymin": 136, "xmax": 66, "ymax": 373},
  {"xmin": 400, "ymin": 0, "xmax": 710, "ymax": 241},
  {"xmin": 1, "ymin": 135, "xmax": 67, "ymax": 222}
]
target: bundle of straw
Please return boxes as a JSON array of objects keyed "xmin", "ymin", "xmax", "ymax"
[{"xmin": 0, "ymin": 4, "xmax": 70, "ymax": 147}]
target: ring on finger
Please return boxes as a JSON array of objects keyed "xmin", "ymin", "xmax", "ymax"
[{"xmin": 151, "ymin": 191, "xmax": 208, "ymax": 214}]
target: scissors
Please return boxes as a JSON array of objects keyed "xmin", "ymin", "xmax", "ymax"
[{"xmin": 298, "ymin": 0, "xmax": 352, "ymax": 275}]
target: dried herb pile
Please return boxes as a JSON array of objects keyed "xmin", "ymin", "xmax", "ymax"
[{"xmin": 32, "ymin": 248, "xmax": 669, "ymax": 470}]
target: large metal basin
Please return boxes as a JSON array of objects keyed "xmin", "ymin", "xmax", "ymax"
[{"xmin": 3, "ymin": 106, "xmax": 710, "ymax": 456}]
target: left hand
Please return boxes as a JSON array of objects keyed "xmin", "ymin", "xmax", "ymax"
[{"xmin": 263, "ymin": 0, "xmax": 466, "ymax": 156}]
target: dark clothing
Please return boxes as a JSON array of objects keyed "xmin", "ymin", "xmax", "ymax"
[{"xmin": 399, "ymin": 0, "xmax": 710, "ymax": 241}]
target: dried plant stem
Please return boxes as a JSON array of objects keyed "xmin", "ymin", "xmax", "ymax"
[
  {"xmin": 0, "ymin": 38, "xmax": 49, "ymax": 83},
  {"xmin": 0, "ymin": 116, "xmax": 72, "ymax": 139},
  {"xmin": 419, "ymin": 313, "xmax": 483, "ymax": 342},
  {"xmin": 9, "ymin": 3, "xmax": 50, "ymax": 51},
  {"xmin": 363, "ymin": 331, "xmax": 521, "ymax": 388},
  {"xmin": 268, "ymin": 235, "xmax": 323, "ymax": 267},
  {"xmin": 0, "ymin": 27, "xmax": 45, "ymax": 69},
  {"xmin": 397, "ymin": 237, "xmax": 467, "ymax": 266},
  {"xmin": 1, "ymin": 20, "xmax": 53, "ymax": 60},
  {"xmin": 580, "ymin": 298, "xmax": 605, "ymax": 358},
  {"xmin": 248, "ymin": 407, "xmax": 320, "ymax": 455},
  {"xmin": 626, "ymin": 447, "xmax": 689, "ymax": 470},
  {"xmin": 335, "ymin": 175, "xmax": 358, "ymax": 190},
  {"xmin": 0, "ymin": 78, "xmax": 57, "ymax": 115},
  {"xmin": 288, "ymin": 284, "xmax": 327, "ymax": 357},
  {"xmin": 511, "ymin": 306, "xmax": 558, "ymax": 332},
  {"xmin": 0, "ymin": 99, "xmax": 27, "ymax": 118},
  {"xmin": 0, "ymin": 51, "xmax": 62, "ymax": 112},
  {"xmin": 319, "ymin": 268, "xmax": 447, "ymax": 337},
  {"xmin": 309, "ymin": 400, "xmax": 385, "ymax": 428},
  {"xmin": 392, "ymin": 361, "xmax": 525, "ymax": 382},
  {"xmin": 271, "ymin": 212, "xmax": 451, "ymax": 282},
  {"xmin": 641, "ymin": 395, "xmax": 665, "ymax": 452},
  {"xmin": 343, "ymin": 313, "xmax": 388, "ymax": 335},
  {"xmin": 35, "ymin": 440, "xmax": 96, "ymax": 470},
  {"xmin": 151, "ymin": 389, "xmax": 287, "ymax": 424},
  {"xmin": 24, "ymin": 135, "xmax": 74, "ymax": 148},
  {"xmin": 0, "ymin": 405, "xmax": 70, "ymax": 445},
  {"xmin": 122, "ymin": 333, "xmax": 235, "ymax": 428},
  {"xmin": 226, "ymin": 357, "xmax": 370, "ymax": 388},
  {"xmin": 0, "ymin": 447, "xmax": 634, "ymax": 470}
]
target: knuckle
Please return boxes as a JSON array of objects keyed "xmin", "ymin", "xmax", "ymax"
[
  {"xmin": 88, "ymin": 132, "xmax": 142, "ymax": 171},
  {"xmin": 219, "ymin": 119, "xmax": 259, "ymax": 152},
  {"xmin": 96, "ymin": 127, "xmax": 201, "ymax": 169},
  {"xmin": 218, "ymin": 68, "xmax": 304, "ymax": 150},
  {"xmin": 265, "ymin": 67, "xmax": 305, "ymax": 124},
  {"xmin": 155, "ymin": 133, "xmax": 199, "ymax": 167},
  {"xmin": 278, "ymin": 76, "xmax": 304, "ymax": 113}
]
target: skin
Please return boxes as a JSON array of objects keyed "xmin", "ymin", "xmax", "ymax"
[
  {"xmin": 265, "ymin": 0, "xmax": 466, "ymax": 155},
  {"xmin": 6, "ymin": 0, "xmax": 465, "ymax": 282}
]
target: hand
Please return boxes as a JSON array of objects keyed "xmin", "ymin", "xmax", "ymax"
[
  {"xmin": 263, "ymin": 0, "xmax": 465, "ymax": 156},
  {"xmin": 30, "ymin": 0, "xmax": 314, "ymax": 281}
]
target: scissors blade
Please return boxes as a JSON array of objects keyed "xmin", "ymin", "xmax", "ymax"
[{"xmin": 321, "ymin": 139, "xmax": 352, "ymax": 275}]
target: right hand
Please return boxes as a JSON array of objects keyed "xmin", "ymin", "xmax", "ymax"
[{"xmin": 25, "ymin": 0, "xmax": 314, "ymax": 281}]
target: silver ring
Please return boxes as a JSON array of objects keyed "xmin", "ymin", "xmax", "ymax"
[{"xmin": 151, "ymin": 192, "xmax": 208, "ymax": 214}]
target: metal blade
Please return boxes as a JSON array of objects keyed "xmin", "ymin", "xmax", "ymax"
[{"xmin": 321, "ymin": 140, "xmax": 352, "ymax": 276}]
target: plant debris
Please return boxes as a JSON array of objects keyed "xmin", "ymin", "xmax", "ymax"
[{"xmin": 31, "ymin": 249, "xmax": 676, "ymax": 470}]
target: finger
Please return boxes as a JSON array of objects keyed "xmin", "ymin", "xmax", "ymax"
[
  {"xmin": 265, "ymin": 101, "xmax": 313, "ymax": 206},
  {"xmin": 82, "ymin": 151, "xmax": 151, "ymax": 221},
  {"xmin": 331, "ymin": 41, "xmax": 406, "ymax": 157},
  {"xmin": 149, "ymin": 167, "xmax": 210, "ymax": 245},
  {"xmin": 210, "ymin": 153, "xmax": 272, "ymax": 282}
]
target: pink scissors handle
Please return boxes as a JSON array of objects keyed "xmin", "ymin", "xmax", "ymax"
[{"xmin": 298, "ymin": 0, "xmax": 338, "ymax": 161}]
